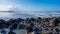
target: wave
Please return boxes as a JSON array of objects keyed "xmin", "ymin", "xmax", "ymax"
[{"xmin": 0, "ymin": 11, "xmax": 60, "ymax": 20}]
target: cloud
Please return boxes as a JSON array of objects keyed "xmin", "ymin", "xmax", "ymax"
[{"xmin": 0, "ymin": 4, "xmax": 14, "ymax": 11}]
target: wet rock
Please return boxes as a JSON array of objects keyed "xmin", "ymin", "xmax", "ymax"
[
  {"xmin": 8, "ymin": 30, "xmax": 16, "ymax": 34},
  {"xmin": 1, "ymin": 30, "xmax": 6, "ymax": 34},
  {"xmin": 9, "ymin": 23, "xmax": 18, "ymax": 30},
  {"xmin": 0, "ymin": 19, "xmax": 6, "ymax": 29},
  {"xmin": 55, "ymin": 28, "xmax": 60, "ymax": 32}
]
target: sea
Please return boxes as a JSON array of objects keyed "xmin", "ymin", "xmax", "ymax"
[
  {"xmin": 0, "ymin": 11, "xmax": 60, "ymax": 20},
  {"xmin": 0, "ymin": 11, "xmax": 60, "ymax": 34}
]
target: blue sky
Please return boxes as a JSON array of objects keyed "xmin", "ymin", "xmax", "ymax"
[
  {"xmin": 0, "ymin": 0, "xmax": 60, "ymax": 11},
  {"xmin": 0, "ymin": 0, "xmax": 60, "ymax": 19}
]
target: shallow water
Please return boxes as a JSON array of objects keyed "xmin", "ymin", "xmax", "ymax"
[
  {"xmin": 0, "ymin": 28, "xmax": 26, "ymax": 34},
  {"xmin": 13, "ymin": 29, "xmax": 26, "ymax": 34}
]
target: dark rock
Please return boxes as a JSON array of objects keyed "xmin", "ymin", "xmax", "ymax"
[
  {"xmin": 0, "ymin": 19, "xmax": 5, "ymax": 29},
  {"xmin": 8, "ymin": 30, "xmax": 16, "ymax": 34},
  {"xmin": 1, "ymin": 30, "xmax": 6, "ymax": 34},
  {"xmin": 9, "ymin": 23, "xmax": 18, "ymax": 30}
]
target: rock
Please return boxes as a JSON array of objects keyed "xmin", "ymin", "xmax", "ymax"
[
  {"xmin": 1, "ymin": 30, "xmax": 6, "ymax": 34},
  {"xmin": 8, "ymin": 30, "xmax": 16, "ymax": 34}
]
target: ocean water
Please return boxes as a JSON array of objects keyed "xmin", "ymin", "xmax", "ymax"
[
  {"xmin": 0, "ymin": 11, "xmax": 60, "ymax": 34},
  {"xmin": 0, "ymin": 28, "xmax": 26, "ymax": 34},
  {"xmin": 0, "ymin": 11, "xmax": 60, "ymax": 20}
]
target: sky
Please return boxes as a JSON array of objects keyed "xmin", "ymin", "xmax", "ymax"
[
  {"xmin": 0, "ymin": 0, "xmax": 60, "ymax": 11},
  {"xmin": 0, "ymin": 0, "xmax": 60, "ymax": 19}
]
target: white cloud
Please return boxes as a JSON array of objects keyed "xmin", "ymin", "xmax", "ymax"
[{"xmin": 0, "ymin": 4, "xmax": 14, "ymax": 11}]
